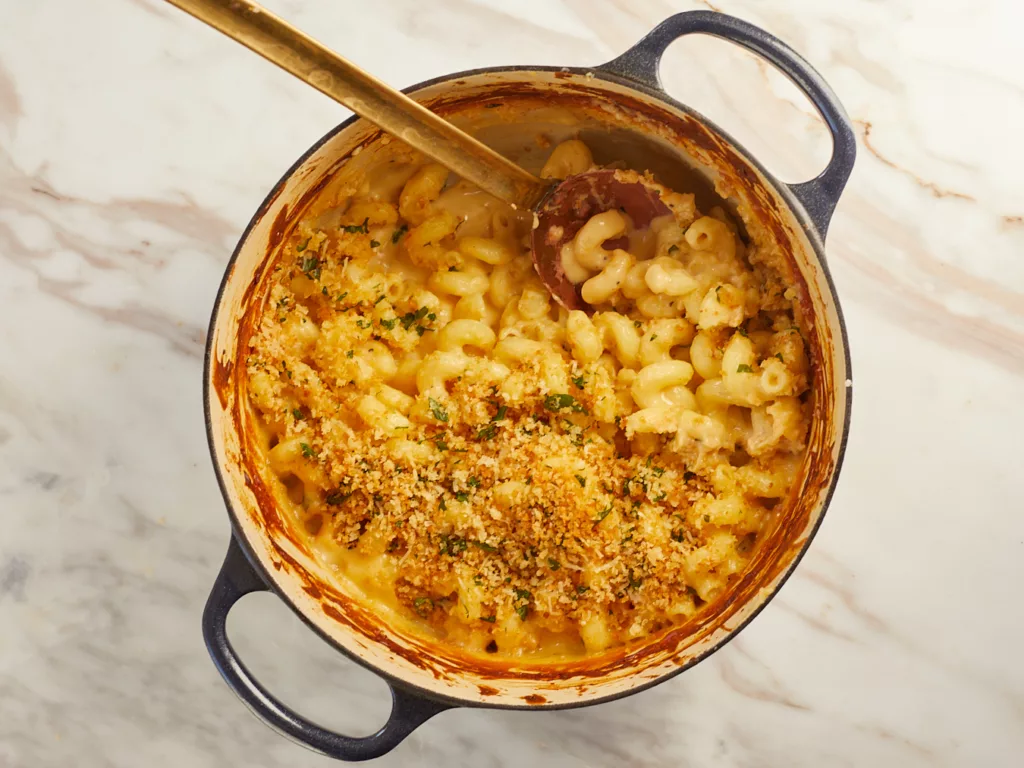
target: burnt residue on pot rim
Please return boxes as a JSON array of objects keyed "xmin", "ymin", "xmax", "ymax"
[{"xmin": 205, "ymin": 69, "xmax": 849, "ymax": 707}]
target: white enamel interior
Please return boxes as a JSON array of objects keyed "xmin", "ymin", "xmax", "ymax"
[{"xmin": 206, "ymin": 69, "xmax": 849, "ymax": 708}]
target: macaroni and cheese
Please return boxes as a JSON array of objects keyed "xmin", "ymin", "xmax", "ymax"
[{"xmin": 245, "ymin": 141, "xmax": 810, "ymax": 659}]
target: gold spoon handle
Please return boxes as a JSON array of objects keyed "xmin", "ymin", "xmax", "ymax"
[{"xmin": 164, "ymin": 0, "xmax": 549, "ymax": 209}]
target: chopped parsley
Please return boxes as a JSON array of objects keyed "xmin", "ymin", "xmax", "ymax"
[
  {"xmin": 438, "ymin": 535, "xmax": 468, "ymax": 556},
  {"xmin": 454, "ymin": 491, "xmax": 470, "ymax": 503},
  {"xmin": 543, "ymin": 393, "xmax": 588, "ymax": 415},
  {"xmin": 300, "ymin": 442, "xmax": 316, "ymax": 459},
  {"xmin": 492, "ymin": 405, "xmax": 507, "ymax": 422},
  {"xmin": 470, "ymin": 540, "xmax": 499, "ymax": 553},
  {"xmin": 512, "ymin": 588, "xmax": 532, "ymax": 621},
  {"xmin": 433, "ymin": 437, "xmax": 448, "ymax": 452},
  {"xmin": 547, "ymin": 558, "xmax": 561, "ymax": 571},
  {"xmin": 346, "ymin": 350, "xmax": 355, "ymax": 358},
  {"xmin": 467, "ymin": 477, "xmax": 481, "ymax": 488},
  {"xmin": 476, "ymin": 424, "xmax": 498, "ymax": 441},
  {"xmin": 296, "ymin": 237, "xmax": 311, "ymax": 252},
  {"xmin": 571, "ymin": 374, "xmax": 586, "ymax": 389},
  {"xmin": 737, "ymin": 364, "xmax": 753, "ymax": 373},
  {"xmin": 634, "ymin": 320, "xmax": 643, "ymax": 328},
  {"xmin": 379, "ymin": 317, "xmax": 398, "ymax": 330},
  {"xmin": 480, "ymin": 614, "xmax": 497, "ymax": 623},
  {"xmin": 593, "ymin": 505, "xmax": 613, "ymax": 526},
  {"xmin": 370, "ymin": 239, "xmax": 380, "ymax": 248},
  {"xmin": 412, "ymin": 597, "xmax": 433, "ymax": 617},
  {"xmin": 341, "ymin": 217, "xmax": 369, "ymax": 234},
  {"xmin": 668, "ymin": 244, "xmax": 679, "ymax": 254},
  {"xmin": 576, "ymin": 585, "xmax": 590, "ymax": 594},
  {"xmin": 325, "ymin": 490, "xmax": 352, "ymax": 506},
  {"xmin": 374, "ymin": 294, "xmax": 387, "ymax": 305},
  {"xmin": 684, "ymin": 471, "xmax": 697, "ymax": 482},
  {"xmin": 299, "ymin": 254, "xmax": 321, "ymax": 280},
  {"xmin": 391, "ymin": 224, "xmax": 408, "ymax": 243},
  {"xmin": 428, "ymin": 397, "xmax": 449, "ymax": 423},
  {"xmin": 291, "ymin": 408, "xmax": 304, "ymax": 420},
  {"xmin": 401, "ymin": 306, "xmax": 430, "ymax": 331},
  {"xmin": 775, "ymin": 352, "xmax": 785, "ymax": 362},
  {"xmin": 575, "ymin": 474, "xmax": 587, "ymax": 488}
]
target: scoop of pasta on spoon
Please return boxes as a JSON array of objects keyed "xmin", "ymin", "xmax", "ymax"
[{"xmin": 164, "ymin": 0, "xmax": 670, "ymax": 312}]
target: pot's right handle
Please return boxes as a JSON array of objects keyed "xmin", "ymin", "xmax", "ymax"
[
  {"xmin": 599, "ymin": 10, "xmax": 856, "ymax": 238},
  {"xmin": 203, "ymin": 537, "xmax": 451, "ymax": 762}
]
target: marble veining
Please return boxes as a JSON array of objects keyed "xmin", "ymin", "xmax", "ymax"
[{"xmin": 1, "ymin": 0, "xmax": 1022, "ymax": 766}]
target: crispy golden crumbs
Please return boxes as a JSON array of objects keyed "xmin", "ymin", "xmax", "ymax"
[{"xmin": 246, "ymin": 141, "xmax": 810, "ymax": 659}]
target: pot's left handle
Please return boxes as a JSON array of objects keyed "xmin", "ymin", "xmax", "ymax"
[
  {"xmin": 202, "ymin": 537, "xmax": 451, "ymax": 762},
  {"xmin": 599, "ymin": 10, "xmax": 856, "ymax": 239}
]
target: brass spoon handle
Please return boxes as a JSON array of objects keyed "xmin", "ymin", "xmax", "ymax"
[{"xmin": 164, "ymin": 0, "xmax": 550, "ymax": 209}]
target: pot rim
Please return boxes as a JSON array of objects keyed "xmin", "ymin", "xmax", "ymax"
[{"xmin": 203, "ymin": 63, "xmax": 853, "ymax": 711}]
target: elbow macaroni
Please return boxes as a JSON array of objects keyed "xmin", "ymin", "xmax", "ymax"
[{"xmin": 245, "ymin": 138, "xmax": 812, "ymax": 662}]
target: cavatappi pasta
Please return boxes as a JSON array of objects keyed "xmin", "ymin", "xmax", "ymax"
[{"xmin": 245, "ymin": 141, "xmax": 811, "ymax": 660}]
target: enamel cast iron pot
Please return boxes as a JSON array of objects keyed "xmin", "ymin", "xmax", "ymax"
[{"xmin": 203, "ymin": 11, "xmax": 855, "ymax": 762}]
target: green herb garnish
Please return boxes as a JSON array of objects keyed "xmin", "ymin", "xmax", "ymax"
[
  {"xmin": 325, "ymin": 490, "xmax": 351, "ymax": 506},
  {"xmin": 512, "ymin": 588, "xmax": 532, "ymax": 621},
  {"xmin": 300, "ymin": 442, "xmax": 316, "ymax": 459},
  {"xmin": 543, "ymin": 393, "xmax": 587, "ymax": 415},
  {"xmin": 593, "ymin": 506, "xmax": 613, "ymax": 526},
  {"xmin": 737, "ymin": 364, "xmax": 753, "ymax": 373},
  {"xmin": 428, "ymin": 397, "xmax": 449, "ymax": 422},
  {"xmin": 439, "ymin": 535, "xmax": 468, "ymax": 556},
  {"xmin": 299, "ymin": 254, "xmax": 320, "ymax": 280},
  {"xmin": 480, "ymin": 614, "xmax": 497, "ymax": 623},
  {"xmin": 391, "ymin": 224, "xmax": 408, "ymax": 243},
  {"xmin": 296, "ymin": 237, "xmax": 310, "ymax": 252},
  {"xmin": 547, "ymin": 558, "xmax": 561, "ymax": 571},
  {"xmin": 413, "ymin": 597, "xmax": 433, "ymax": 617},
  {"xmin": 291, "ymin": 408, "xmax": 303, "ymax": 420},
  {"xmin": 370, "ymin": 239, "xmax": 380, "ymax": 248},
  {"xmin": 342, "ymin": 217, "xmax": 369, "ymax": 234},
  {"xmin": 401, "ymin": 306, "xmax": 430, "ymax": 331},
  {"xmin": 471, "ymin": 540, "xmax": 499, "ymax": 553}
]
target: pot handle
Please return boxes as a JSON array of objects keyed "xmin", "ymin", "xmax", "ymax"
[
  {"xmin": 599, "ymin": 10, "xmax": 856, "ymax": 238},
  {"xmin": 202, "ymin": 537, "xmax": 451, "ymax": 762}
]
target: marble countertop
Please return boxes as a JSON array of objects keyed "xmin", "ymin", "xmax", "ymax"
[{"xmin": 2, "ymin": 0, "xmax": 1022, "ymax": 765}]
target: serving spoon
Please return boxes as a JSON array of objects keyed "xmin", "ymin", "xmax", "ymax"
[{"xmin": 165, "ymin": 0, "xmax": 670, "ymax": 311}]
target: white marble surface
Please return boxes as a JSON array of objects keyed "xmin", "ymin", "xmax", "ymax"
[{"xmin": 2, "ymin": 0, "xmax": 1023, "ymax": 765}]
